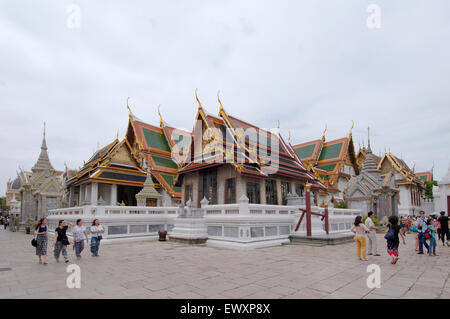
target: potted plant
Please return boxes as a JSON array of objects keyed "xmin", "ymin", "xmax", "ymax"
[{"xmin": 158, "ymin": 230, "xmax": 167, "ymax": 241}]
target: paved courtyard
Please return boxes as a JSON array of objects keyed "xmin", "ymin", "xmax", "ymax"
[{"xmin": 0, "ymin": 228, "xmax": 449, "ymax": 299}]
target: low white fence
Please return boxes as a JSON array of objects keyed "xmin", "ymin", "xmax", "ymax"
[{"xmin": 47, "ymin": 200, "xmax": 361, "ymax": 249}]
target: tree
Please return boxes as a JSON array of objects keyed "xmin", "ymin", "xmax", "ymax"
[
  {"xmin": 0, "ymin": 197, "xmax": 10, "ymax": 216},
  {"xmin": 424, "ymin": 181, "xmax": 438, "ymax": 199}
]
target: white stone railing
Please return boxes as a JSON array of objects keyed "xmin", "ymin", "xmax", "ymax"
[{"xmin": 47, "ymin": 199, "xmax": 362, "ymax": 248}]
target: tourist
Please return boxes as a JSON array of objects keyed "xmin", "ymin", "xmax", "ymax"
[
  {"xmin": 406, "ymin": 216, "xmax": 412, "ymax": 233},
  {"xmin": 400, "ymin": 216, "xmax": 407, "ymax": 235},
  {"xmin": 438, "ymin": 211, "xmax": 449, "ymax": 246},
  {"xmin": 410, "ymin": 219, "xmax": 419, "ymax": 252},
  {"xmin": 385, "ymin": 215, "xmax": 406, "ymax": 264},
  {"xmin": 4, "ymin": 217, "xmax": 9, "ymax": 229},
  {"xmin": 34, "ymin": 218, "xmax": 48, "ymax": 265},
  {"xmin": 72, "ymin": 219, "xmax": 89, "ymax": 260},
  {"xmin": 416, "ymin": 211, "xmax": 429, "ymax": 255},
  {"xmin": 351, "ymin": 216, "xmax": 370, "ymax": 261},
  {"xmin": 90, "ymin": 219, "xmax": 104, "ymax": 257},
  {"xmin": 427, "ymin": 219, "xmax": 438, "ymax": 256},
  {"xmin": 364, "ymin": 211, "xmax": 380, "ymax": 256},
  {"xmin": 436, "ymin": 217, "xmax": 441, "ymax": 241},
  {"xmin": 53, "ymin": 220, "xmax": 73, "ymax": 263}
]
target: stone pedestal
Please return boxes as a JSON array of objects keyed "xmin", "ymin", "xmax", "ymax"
[{"xmin": 169, "ymin": 198, "xmax": 208, "ymax": 244}]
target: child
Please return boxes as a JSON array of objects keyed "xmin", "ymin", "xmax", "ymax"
[
  {"xmin": 427, "ymin": 219, "xmax": 438, "ymax": 256},
  {"xmin": 385, "ymin": 216, "xmax": 406, "ymax": 264}
]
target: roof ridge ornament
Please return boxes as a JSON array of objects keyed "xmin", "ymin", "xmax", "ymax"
[
  {"xmin": 217, "ymin": 90, "xmax": 224, "ymax": 112},
  {"xmin": 322, "ymin": 124, "xmax": 327, "ymax": 142},
  {"xmin": 195, "ymin": 88, "xmax": 202, "ymax": 111},
  {"xmin": 349, "ymin": 120, "xmax": 354, "ymax": 137},
  {"xmin": 158, "ymin": 104, "xmax": 163, "ymax": 127},
  {"xmin": 126, "ymin": 97, "xmax": 131, "ymax": 116}
]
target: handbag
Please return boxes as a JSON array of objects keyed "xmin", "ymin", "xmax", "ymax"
[
  {"xmin": 384, "ymin": 229, "xmax": 395, "ymax": 241},
  {"xmin": 62, "ymin": 237, "xmax": 70, "ymax": 246},
  {"xmin": 31, "ymin": 229, "xmax": 38, "ymax": 247},
  {"xmin": 97, "ymin": 235, "xmax": 103, "ymax": 241}
]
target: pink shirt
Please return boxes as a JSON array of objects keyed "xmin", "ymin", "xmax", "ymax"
[{"xmin": 351, "ymin": 224, "xmax": 369, "ymax": 236}]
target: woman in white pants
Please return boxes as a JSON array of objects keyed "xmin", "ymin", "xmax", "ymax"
[{"xmin": 365, "ymin": 211, "xmax": 380, "ymax": 256}]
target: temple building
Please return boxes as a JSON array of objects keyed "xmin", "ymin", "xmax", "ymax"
[
  {"xmin": 344, "ymin": 137, "xmax": 399, "ymax": 218},
  {"xmin": 433, "ymin": 163, "xmax": 450, "ymax": 215},
  {"xmin": 5, "ymin": 176, "xmax": 23, "ymax": 206},
  {"xmin": 18, "ymin": 126, "xmax": 64, "ymax": 226},
  {"xmin": 292, "ymin": 125, "xmax": 359, "ymax": 205},
  {"xmin": 65, "ymin": 102, "xmax": 191, "ymax": 207},
  {"xmin": 176, "ymin": 91, "xmax": 326, "ymax": 208},
  {"xmin": 415, "ymin": 170, "xmax": 434, "ymax": 183},
  {"xmin": 377, "ymin": 152, "xmax": 426, "ymax": 216}
]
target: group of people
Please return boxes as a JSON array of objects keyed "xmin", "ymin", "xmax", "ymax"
[
  {"xmin": 0, "ymin": 216, "xmax": 10, "ymax": 229},
  {"xmin": 33, "ymin": 217, "xmax": 105, "ymax": 265},
  {"xmin": 351, "ymin": 210, "xmax": 449, "ymax": 264}
]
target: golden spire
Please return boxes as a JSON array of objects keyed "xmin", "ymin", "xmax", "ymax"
[
  {"xmin": 195, "ymin": 88, "xmax": 202, "ymax": 111},
  {"xmin": 157, "ymin": 104, "xmax": 163, "ymax": 127},
  {"xmin": 217, "ymin": 90, "xmax": 224, "ymax": 112},
  {"xmin": 116, "ymin": 129, "xmax": 119, "ymax": 140},
  {"xmin": 322, "ymin": 124, "xmax": 327, "ymax": 142},
  {"xmin": 277, "ymin": 120, "xmax": 280, "ymax": 129}
]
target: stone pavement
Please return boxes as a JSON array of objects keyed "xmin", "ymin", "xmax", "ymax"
[{"xmin": 0, "ymin": 228, "xmax": 448, "ymax": 299}]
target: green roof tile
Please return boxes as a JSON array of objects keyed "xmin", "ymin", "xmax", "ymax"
[
  {"xmin": 318, "ymin": 143, "xmax": 343, "ymax": 161},
  {"xmin": 143, "ymin": 128, "xmax": 171, "ymax": 152},
  {"xmin": 151, "ymin": 154, "xmax": 178, "ymax": 169},
  {"xmin": 161, "ymin": 174, "xmax": 181, "ymax": 193},
  {"xmin": 295, "ymin": 144, "xmax": 316, "ymax": 159},
  {"xmin": 316, "ymin": 163, "xmax": 338, "ymax": 172}
]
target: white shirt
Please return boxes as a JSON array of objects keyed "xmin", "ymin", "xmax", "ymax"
[
  {"xmin": 72, "ymin": 225, "xmax": 86, "ymax": 241},
  {"xmin": 90, "ymin": 225, "xmax": 104, "ymax": 238},
  {"xmin": 365, "ymin": 217, "xmax": 376, "ymax": 233}
]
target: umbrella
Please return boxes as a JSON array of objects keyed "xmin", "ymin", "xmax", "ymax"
[{"xmin": 429, "ymin": 212, "xmax": 440, "ymax": 216}]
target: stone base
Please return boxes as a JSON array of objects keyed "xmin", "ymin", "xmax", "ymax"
[
  {"xmin": 169, "ymin": 236, "xmax": 208, "ymax": 245},
  {"xmin": 289, "ymin": 232, "xmax": 354, "ymax": 246}
]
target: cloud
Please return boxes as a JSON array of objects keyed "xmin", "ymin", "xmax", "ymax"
[{"xmin": 1, "ymin": 0, "xmax": 449, "ymax": 194}]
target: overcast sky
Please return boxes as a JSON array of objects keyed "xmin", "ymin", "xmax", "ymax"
[{"xmin": 1, "ymin": 0, "xmax": 449, "ymax": 195}]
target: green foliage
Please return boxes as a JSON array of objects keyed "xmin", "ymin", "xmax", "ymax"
[
  {"xmin": 0, "ymin": 197, "xmax": 10, "ymax": 216},
  {"xmin": 424, "ymin": 180, "xmax": 437, "ymax": 199},
  {"xmin": 362, "ymin": 215, "xmax": 380, "ymax": 226},
  {"xmin": 334, "ymin": 200, "xmax": 348, "ymax": 209}
]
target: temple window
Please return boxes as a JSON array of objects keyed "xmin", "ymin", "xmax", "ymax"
[
  {"xmin": 184, "ymin": 184, "xmax": 193, "ymax": 204},
  {"xmin": 295, "ymin": 183, "xmax": 304, "ymax": 197},
  {"xmin": 224, "ymin": 178, "xmax": 236, "ymax": 204},
  {"xmin": 199, "ymin": 168, "xmax": 217, "ymax": 205},
  {"xmin": 247, "ymin": 182, "xmax": 260, "ymax": 204},
  {"xmin": 281, "ymin": 181, "xmax": 290, "ymax": 205},
  {"xmin": 265, "ymin": 179, "xmax": 277, "ymax": 205}
]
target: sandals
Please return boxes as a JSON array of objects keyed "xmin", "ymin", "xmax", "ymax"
[{"xmin": 393, "ymin": 257, "xmax": 399, "ymax": 264}]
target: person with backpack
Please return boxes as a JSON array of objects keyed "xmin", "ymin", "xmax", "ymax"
[
  {"xmin": 427, "ymin": 218, "xmax": 438, "ymax": 256},
  {"xmin": 53, "ymin": 220, "xmax": 73, "ymax": 263},
  {"xmin": 416, "ymin": 211, "xmax": 429, "ymax": 255},
  {"xmin": 351, "ymin": 216, "xmax": 370, "ymax": 261},
  {"xmin": 385, "ymin": 215, "xmax": 406, "ymax": 264}
]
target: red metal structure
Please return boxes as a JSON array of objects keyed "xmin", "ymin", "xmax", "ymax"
[{"xmin": 294, "ymin": 183, "xmax": 329, "ymax": 236}]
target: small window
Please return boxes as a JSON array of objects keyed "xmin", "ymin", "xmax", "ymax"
[
  {"xmin": 225, "ymin": 178, "xmax": 236, "ymax": 204},
  {"xmin": 247, "ymin": 182, "xmax": 260, "ymax": 204},
  {"xmin": 281, "ymin": 181, "xmax": 290, "ymax": 205}
]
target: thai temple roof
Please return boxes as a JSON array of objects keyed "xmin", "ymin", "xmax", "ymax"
[
  {"xmin": 176, "ymin": 90, "xmax": 325, "ymax": 190},
  {"xmin": 415, "ymin": 171, "xmax": 433, "ymax": 182},
  {"xmin": 377, "ymin": 152, "xmax": 425, "ymax": 187},
  {"xmin": 292, "ymin": 124, "xmax": 358, "ymax": 192}
]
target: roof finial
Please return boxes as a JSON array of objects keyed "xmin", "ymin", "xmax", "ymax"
[
  {"xmin": 322, "ymin": 124, "xmax": 327, "ymax": 142},
  {"xmin": 288, "ymin": 130, "xmax": 291, "ymax": 143},
  {"xmin": 157, "ymin": 104, "xmax": 163, "ymax": 127},
  {"xmin": 349, "ymin": 120, "xmax": 354, "ymax": 137},
  {"xmin": 217, "ymin": 90, "xmax": 224, "ymax": 112},
  {"xmin": 126, "ymin": 97, "xmax": 131, "ymax": 115},
  {"xmin": 43, "ymin": 121, "xmax": 46, "ymax": 138},
  {"xmin": 277, "ymin": 120, "xmax": 280, "ymax": 129},
  {"xmin": 367, "ymin": 126, "xmax": 372, "ymax": 152},
  {"xmin": 195, "ymin": 88, "xmax": 202, "ymax": 110},
  {"xmin": 116, "ymin": 129, "xmax": 119, "ymax": 140}
]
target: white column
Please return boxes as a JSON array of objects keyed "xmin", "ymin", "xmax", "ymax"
[
  {"xmin": 91, "ymin": 182, "xmax": 98, "ymax": 206},
  {"xmin": 110, "ymin": 184, "xmax": 117, "ymax": 205}
]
